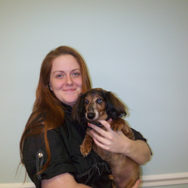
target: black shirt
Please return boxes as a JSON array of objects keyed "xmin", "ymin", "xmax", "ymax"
[{"xmin": 22, "ymin": 104, "xmax": 147, "ymax": 188}]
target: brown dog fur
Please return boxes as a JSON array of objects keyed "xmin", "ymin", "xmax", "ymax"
[{"xmin": 73, "ymin": 88, "xmax": 140, "ymax": 188}]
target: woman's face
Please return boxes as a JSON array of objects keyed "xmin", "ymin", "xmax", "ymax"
[{"xmin": 49, "ymin": 54, "xmax": 82, "ymax": 106}]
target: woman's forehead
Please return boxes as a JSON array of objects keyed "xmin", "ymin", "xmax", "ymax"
[{"xmin": 51, "ymin": 54, "xmax": 80, "ymax": 72}]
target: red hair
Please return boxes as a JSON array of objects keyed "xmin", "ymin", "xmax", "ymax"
[{"xmin": 20, "ymin": 46, "xmax": 92, "ymax": 174}]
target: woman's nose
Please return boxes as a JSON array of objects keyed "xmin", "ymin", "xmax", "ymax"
[{"xmin": 66, "ymin": 75, "xmax": 73, "ymax": 85}]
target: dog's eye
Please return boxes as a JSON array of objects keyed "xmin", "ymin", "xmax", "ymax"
[
  {"xmin": 96, "ymin": 98, "xmax": 103, "ymax": 104},
  {"xmin": 84, "ymin": 99, "xmax": 89, "ymax": 104}
]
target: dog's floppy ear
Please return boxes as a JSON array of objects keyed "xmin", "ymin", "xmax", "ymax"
[
  {"xmin": 105, "ymin": 91, "xmax": 128, "ymax": 119},
  {"xmin": 72, "ymin": 93, "xmax": 86, "ymax": 124}
]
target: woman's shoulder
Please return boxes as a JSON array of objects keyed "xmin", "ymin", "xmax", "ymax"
[
  {"xmin": 23, "ymin": 128, "xmax": 63, "ymax": 160},
  {"xmin": 24, "ymin": 128, "xmax": 60, "ymax": 143}
]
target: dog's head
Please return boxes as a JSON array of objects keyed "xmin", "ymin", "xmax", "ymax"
[{"xmin": 72, "ymin": 88, "xmax": 128, "ymax": 125}]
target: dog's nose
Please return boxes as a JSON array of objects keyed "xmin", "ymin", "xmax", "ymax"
[{"xmin": 87, "ymin": 112, "xmax": 95, "ymax": 120}]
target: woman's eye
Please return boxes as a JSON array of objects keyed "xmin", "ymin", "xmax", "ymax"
[
  {"xmin": 55, "ymin": 74, "xmax": 64, "ymax": 78},
  {"xmin": 72, "ymin": 72, "xmax": 81, "ymax": 77},
  {"xmin": 96, "ymin": 98, "xmax": 103, "ymax": 104}
]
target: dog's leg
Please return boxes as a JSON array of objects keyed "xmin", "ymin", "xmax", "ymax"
[{"xmin": 80, "ymin": 132, "xmax": 93, "ymax": 157}]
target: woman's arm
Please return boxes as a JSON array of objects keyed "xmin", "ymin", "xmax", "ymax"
[
  {"xmin": 42, "ymin": 173, "xmax": 91, "ymax": 188},
  {"xmin": 88, "ymin": 120, "xmax": 151, "ymax": 165},
  {"xmin": 122, "ymin": 138, "xmax": 151, "ymax": 165}
]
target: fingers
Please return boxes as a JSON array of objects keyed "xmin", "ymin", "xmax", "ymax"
[
  {"xmin": 88, "ymin": 120, "xmax": 114, "ymax": 151},
  {"xmin": 88, "ymin": 121, "xmax": 114, "ymax": 141},
  {"xmin": 99, "ymin": 120, "xmax": 112, "ymax": 131},
  {"xmin": 88, "ymin": 123, "xmax": 106, "ymax": 138},
  {"xmin": 132, "ymin": 179, "xmax": 141, "ymax": 188},
  {"xmin": 107, "ymin": 118, "xmax": 112, "ymax": 124},
  {"xmin": 92, "ymin": 137, "xmax": 110, "ymax": 150},
  {"xmin": 89, "ymin": 128, "xmax": 111, "ymax": 145},
  {"xmin": 88, "ymin": 120, "xmax": 111, "ymax": 133}
]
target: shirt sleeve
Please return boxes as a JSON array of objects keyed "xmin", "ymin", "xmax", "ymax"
[
  {"xmin": 131, "ymin": 128, "xmax": 153, "ymax": 155},
  {"xmin": 23, "ymin": 128, "xmax": 76, "ymax": 184},
  {"xmin": 131, "ymin": 128, "xmax": 147, "ymax": 141}
]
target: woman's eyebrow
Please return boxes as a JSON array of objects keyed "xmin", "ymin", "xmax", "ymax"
[
  {"xmin": 52, "ymin": 69, "xmax": 80, "ymax": 74},
  {"xmin": 71, "ymin": 68, "xmax": 81, "ymax": 72},
  {"xmin": 52, "ymin": 70, "xmax": 64, "ymax": 74}
]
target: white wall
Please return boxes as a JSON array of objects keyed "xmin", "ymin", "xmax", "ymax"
[{"xmin": 0, "ymin": 0, "xmax": 188, "ymax": 184}]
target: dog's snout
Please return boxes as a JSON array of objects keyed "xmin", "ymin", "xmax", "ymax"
[{"xmin": 87, "ymin": 112, "xmax": 95, "ymax": 120}]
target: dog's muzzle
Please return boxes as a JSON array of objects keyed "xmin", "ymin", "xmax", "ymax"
[{"xmin": 86, "ymin": 112, "xmax": 96, "ymax": 120}]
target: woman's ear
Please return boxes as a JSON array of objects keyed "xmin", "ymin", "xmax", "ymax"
[
  {"xmin": 48, "ymin": 83, "xmax": 52, "ymax": 91},
  {"xmin": 105, "ymin": 91, "xmax": 127, "ymax": 119}
]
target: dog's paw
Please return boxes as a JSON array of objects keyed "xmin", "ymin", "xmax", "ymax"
[{"xmin": 80, "ymin": 145, "xmax": 91, "ymax": 157}]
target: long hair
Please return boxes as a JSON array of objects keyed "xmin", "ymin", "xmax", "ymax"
[{"xmin": 20, "ymin": 46, "xmax": 92, "ymax": 174}]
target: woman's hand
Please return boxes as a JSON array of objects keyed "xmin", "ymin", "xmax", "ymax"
[
  {"xmin": 88, "ymin": 120, "xmax": 130, "ymax": 153},
  {"xmin": 88, "ymin": 120, "xmax": 151, "ymax": 165},
  {"xmin": 132, "ymin": 179, "xmax": 141, "ymax": 188},
  {"xmin": 42, "ymin": 173, "xmax": 91, "ymax": 188}
]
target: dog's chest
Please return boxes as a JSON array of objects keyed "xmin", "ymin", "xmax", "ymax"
[{"xmin": 93, "ymin": 144, "xmax": 125, "ymax": 164}]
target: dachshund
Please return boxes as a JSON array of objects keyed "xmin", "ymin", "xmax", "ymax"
[{"xmin": 73, "ymin": 88, "xmax": 140, "ymax": 188}]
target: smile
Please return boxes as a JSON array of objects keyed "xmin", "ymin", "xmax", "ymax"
[{"xmin": 62, "ymin": 89, "xmax": 78, "ymax": 93}]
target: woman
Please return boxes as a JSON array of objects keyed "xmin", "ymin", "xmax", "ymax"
[{"xmin": 20, "ymin": 46, "xmax": 151, "ymax": 188}]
